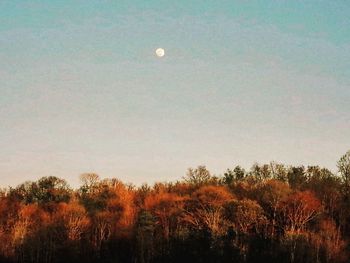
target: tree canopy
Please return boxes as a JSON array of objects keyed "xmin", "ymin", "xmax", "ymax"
[{"xmin": 0, "ymin": 151, "xmax": 350, "ymax": 263}]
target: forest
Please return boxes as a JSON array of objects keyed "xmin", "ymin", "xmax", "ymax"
[{"xmin": 0, "ymin": 151, "xmax": 350, "ymax": 263}]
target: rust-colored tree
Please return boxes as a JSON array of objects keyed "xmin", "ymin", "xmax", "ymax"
[
  {"xmin": 144, "ymin": 191, "xmax": 185, "ymax": 239},
  {"xmin": 280, "ymin": 190, "xmax": 322, "ymax": 234},
  {"xmin": 184, "ymin": 185, "xmax": 234, "ymax": 236}
]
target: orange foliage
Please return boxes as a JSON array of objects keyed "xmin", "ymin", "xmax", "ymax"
[
  {"xmin": 55, "ymin": 201, "xmax": 90, "ymax": 241},
  {"xmin": 191, "ymin": 185, "xmax": 234, "ymax": 207},
  {"xmin": 280, "ymin": 190, "xmax": 322, "ymax": 233},
  {"xmin": 12, "ymin": 204, "xmax": 49, "ymax": 246},
  {"xmin": 226, "ymin": 199, "xmax": 267, "ymax": 234},
  {"xmin": 144, "ymin": 191, "xmax": 185, "ymax": 239},
  {"xmin": 108, "ymin": 180, "xmax": 136, "ymax": 229},
  {"xmin": 184, "ymin": 185, "xmax": 234, "ymax": 235}
]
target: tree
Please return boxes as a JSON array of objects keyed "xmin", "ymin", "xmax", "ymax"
[
  {"xmin": 269, "ymin": 162, "xmax": 288, "ymax": 182},
  {"xmin": 287, "ymin": 166, "xmax": 307, "ymax": 189},
  {"xmin": 11, "ymin": 203, "xmax": 51, "ymax": 263},
  {"xmin": 184, "ymin": 185, "xmax": 234, "ymax": 235},
  {"xmin": 0, "ymin": 162, "xmax": 349, "ymax": 263},
  {"xmin": 310, "ymin": 219, "xmax": 346, "ymax": 263},
  {"xmin": 226, "ymin": 199, "xmax": 267, "ymax": 235},
  {"xmin": 183, "ymin": 166, "xmax": 212, "ymax": 186},
  {"xmin": 91, "ymin": 211, "xmax": 113, "ymax": 258},
  {"xmin": 280, "ymin": 190, "xmax": 322, "ymax": 234},
  {"xmin": 144, "ymin": 191, "xmax": 185, "ymax": 239},
  {"xmin": 257, "ymin": 179, "xmax": 291, "ymax": 238},
  {"xmin": 55, "ymin": 201, "xmax": 90, "ymax": 241},
  {"xmin": 104, "ymin": 178, "xmax": 137, "ymax": 235},
  {"xmin": 249, "ymin": 163, "xmax": 271, "ymax": 181},
  {"xmin": 225, "ymin": 199, "xmax": 267, "ymax": 262},
  {"xmin": 79, "ymin": 173, "xmax": 100, "ymax": 194},
  {"xmin": 337, "ymin": 150, "xmax": 350, "ymax": 238},
  {"xmin": 136, "ymin": 211, "xmax": 156, "ymax": 263},
  {"xmin": 279, "ymin": 191, "xmax": 322, "ymax": 263},
  {"xmin": 223, "ymin": 166, "xmax": 246, "ymax": 185},
  {"xmin": 305, "ymin": 166, "xmax": 341, "ymax": 219},
  {"xmin": 36, "ymin": 176, "xmax": 71, "ymax": 204},
  {"xmin": 11, "ymin": 177, "xmax": 71, "ymax": 206},
  {"xmin": 337, "ymin": 150, "xmax": 350, "ymax": 193}
]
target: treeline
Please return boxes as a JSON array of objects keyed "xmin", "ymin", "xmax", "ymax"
[{"xmin": 1, "ymin": 151, "xmax": 350, "ymax": 263}]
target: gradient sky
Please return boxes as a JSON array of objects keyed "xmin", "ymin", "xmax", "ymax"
[{"xmin": 1, "ymin": 0, "xmax": 350, "ymax": 188}]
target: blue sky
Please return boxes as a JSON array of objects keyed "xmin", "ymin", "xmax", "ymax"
[{"xmin": 1, "ymin": 0, "xmax": 349, "ymax": 187}]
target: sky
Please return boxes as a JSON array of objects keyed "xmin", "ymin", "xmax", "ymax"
[{"xmin": 0, "ymin": 0, "xmax": 350, "ymax": 188}]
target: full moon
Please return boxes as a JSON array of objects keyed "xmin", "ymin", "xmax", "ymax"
[{"xmin": 155, "ymin": 48, "xmax": 165, "ymax": 57}]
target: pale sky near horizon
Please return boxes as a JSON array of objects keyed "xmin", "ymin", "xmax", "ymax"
[{"xmin": 1, "ymin": 1, "xmax": 350, "ymax": 188}]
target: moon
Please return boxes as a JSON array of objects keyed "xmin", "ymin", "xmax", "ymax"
[{"xmin": 155, "ymin": 48, "xmax": 165, "ymax": 57}]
